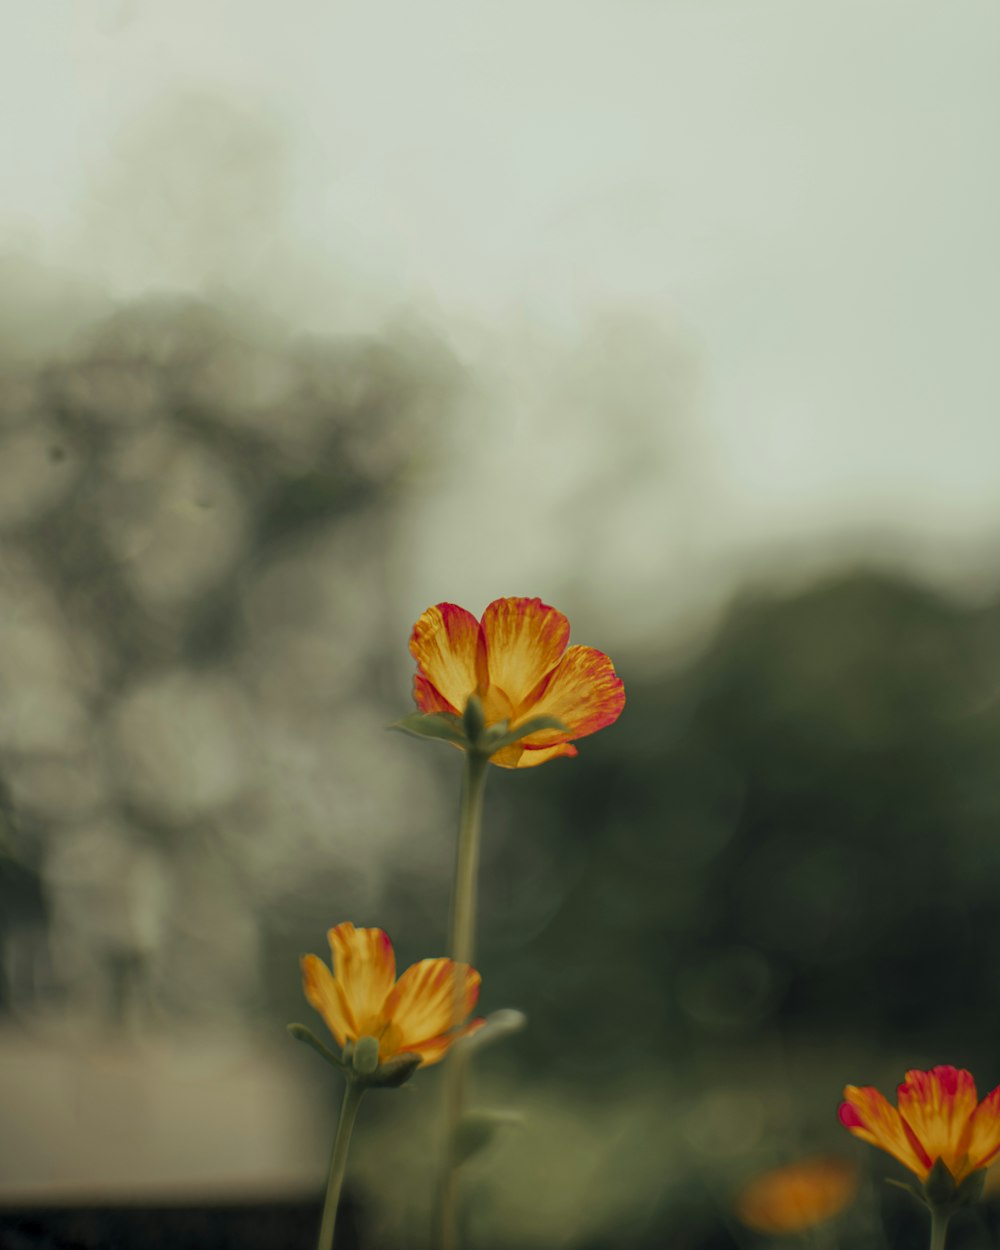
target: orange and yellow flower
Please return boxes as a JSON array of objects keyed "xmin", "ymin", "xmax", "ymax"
[
  {"xmin": 734, "ymin": 1157, "xmax": 858, "ymax": 1235},
  {"xmin": 839, "ymin": 1065, "xmax": 1000, "ymax": 1184},
  {"xmin": 409, "ymin": 597, "xmax": 625, "ymax": 768},
  {"xmin": 301, "ymin": 922, "xmax": 483, "ymax": 1067}
]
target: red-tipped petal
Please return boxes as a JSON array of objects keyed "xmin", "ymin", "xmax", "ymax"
[
  {"xmin": 838, "ymin": 1102, "xmax": 866, "ymax": 1130},
  {"xmin": 413, "ymin": 672, "xmax": 457, "ymax": 715},
  {"xmin": 518, "ymin": 644, "xmax": 625, "ymax": 745},
  {"xmin": 840, "ymin": 1083, "xmax": 932, "ymax": 1178},
  {"xmin": 484, "ymin": 740, "xmax": 579, "ymax": 770},
  {"xmin": 410, "ymin": 604, "xmax": 484, "ymax": 715},
  {"xmin": 897, "ymin": 1066, "xmax": 978, "ymax": 1179}
]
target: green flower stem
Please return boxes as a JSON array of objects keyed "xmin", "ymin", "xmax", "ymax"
[
  {"xmin": 437, "ymin": 747, "xmax": 491, "ymax": 1250},
  {"xmin": 929, "ymin": 1208, "xmax": 951, "ymax": 1250},
  {"xmin": 317, "ymin": 1080, "xmax": 364, "ymax": 1250},
  {"xmin": 450, "ymin": 749, "xmax": 490, "ymax": 967},
  {"xmin": 436, "ymin": 1075, "xmax": 463, "ymax": 1250}
]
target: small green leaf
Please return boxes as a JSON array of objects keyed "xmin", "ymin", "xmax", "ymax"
[
  {"xmin": 389, "ymin": 712, "xmax": 467, "ymax": 746},
  {"xmin": 484, "ymin": 717, "xmax": 568, "ymax": 754},
  {"xmin": 287, "ymin": 1023, "xmax": 347, "ymax": 1070}
]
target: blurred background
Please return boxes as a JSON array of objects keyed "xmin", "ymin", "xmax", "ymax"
[{"xmin": 3, "ymin": 2, "xmax": 1000, "ymax": 1247}]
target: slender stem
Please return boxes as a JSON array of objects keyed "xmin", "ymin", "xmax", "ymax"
[
  {"xmin": 450, "ymin": 749, "xmax": 490, "ymax": 967},
  {"xmin": 437, "ymin": 748, "xmax": 491, "ymax": 1250},
  {"xmin": 317, "ymin": 1081, "xmax": 364, "ymax": 1250},
  {"xmin": 929, "ymin": 1208, "xmax": 950, "ymax": 1250}
]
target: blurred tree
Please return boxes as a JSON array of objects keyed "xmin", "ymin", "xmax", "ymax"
[
  {"xmin": 483, "ymin": 571, "xmax": 1000, "ymax": 1083},
  {"xmin": 0, "ymin": 295, "xmax": 462, "ymax": 1025}
]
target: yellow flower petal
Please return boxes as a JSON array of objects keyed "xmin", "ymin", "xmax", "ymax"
[
  {"xmin": 517, "ymin": 644, "xmax": 625, "ymax": 744},
  {"xmin": 383, "ymin": 957, "xmax": 481, "ymax": 1053},
  {"xmin": 479, "ymin": 681, "xmax": 515, "ymax": 728},
  {"xmin": 968, "ymin": 1085, "xmax": 1000, "ymax": 1172},
  {"xmin": 328, "ymin": 922, "xmax": 397, "ymax": 1032},
  {"xmin": 480, "ymin": 597, "xmax": 570, "ymax": 710},
  {"xmin": 413, "ymin": 672, "xmax": 458, "ymax": 715},
  {"xmin": 896, "ymin": 1066, "xmax": 979, "ymax": 1179},
  {"xmin": 301, "ymin": 953, "xmax": 355, "ymax": 1047},
  {"xmin": 839, "ymin": 1084, "xmax": 932, "ymax": 1178},
  {"xmin": 403, "ymin": 1017, "xmax": 486, "ymax": 1066},
  {"xmin": 735, "ymin": 1158, "xmax": 858, "ymax": 1235},
  {"xmin": 492, "ymin": 741, "xmax": 579, "ymax": 769},
  {"xmin": 484, "ymin": 742, "xmax": 524, "ymax": 769},
  {"xmin": 409, "ymin": 603, "xmax": 485, "ymax": 715}
]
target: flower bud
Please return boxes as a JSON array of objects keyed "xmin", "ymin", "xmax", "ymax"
[
  {"xmin": 286, "ymin": 1023, "xmax": 347, "ymax": 1071},
  {"xmin": 353, "ymin": 1035, "xmax": 379, "ymax": 1075}
]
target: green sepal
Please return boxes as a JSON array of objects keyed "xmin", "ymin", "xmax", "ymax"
[
  {"xmin": 954, "ymin": 1167, "xmax": 987, "ymax": 1207},
  {"xmin": 914, "ymin": 1159, "xmax": 987, "ymax": 1218},
  {"xmin": 923, "ymin": 1159, "xmax": 957, "ymax": 1206},
  {"xmin": 364, "ymin": 1052, "xmax": 422, "ymax": 1088},
  {"xmin": 482, "ymin": 716, "xmax": 568, "ymax": 754},
  {"xmin": 462, "ymin": 693, "xmax": 487, "ymax": 742},
  {"xmin": 287, "ymin": 1023, "xmax": 347, "ymax": 1071},
  {"xmin": 389, "ymin": 712, "xmax": 467, "ymax": 745},
  {"xmin": 289, "ymin": 1025, "xmax": 422, "ymax": 1090},
  {"xmin": 451, "ymin": 1109, "xmax": 524, "ymax": 1165},
  {"xmin": 391, "ymin": 705, "xmax": 569, "ymax": 759}
]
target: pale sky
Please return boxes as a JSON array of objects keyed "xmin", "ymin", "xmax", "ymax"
[{"xmin": 5, "ymin": 0, "xmax": 1000, "ymax": 644}]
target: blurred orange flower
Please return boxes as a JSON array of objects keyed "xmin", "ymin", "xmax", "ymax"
[
  {"xmin": 839, "ymin": 1065, "xmax": 1000, "ymax": 1183},
  {"xmin": 301, "ymin": 922, "xmax": 483, "ymax": 1067},
  {"xmin": 735, "ymin": 1157, "xmax": 858, "ymax": 1235},
  {"xmin": 409, "ymin": 597, "xmax": 625, "ymax": 768}
]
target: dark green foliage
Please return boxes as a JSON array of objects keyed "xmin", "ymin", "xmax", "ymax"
[{"xmin": 471, "ymin": 571, "xmax": 1000, "ymax": 1079}]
